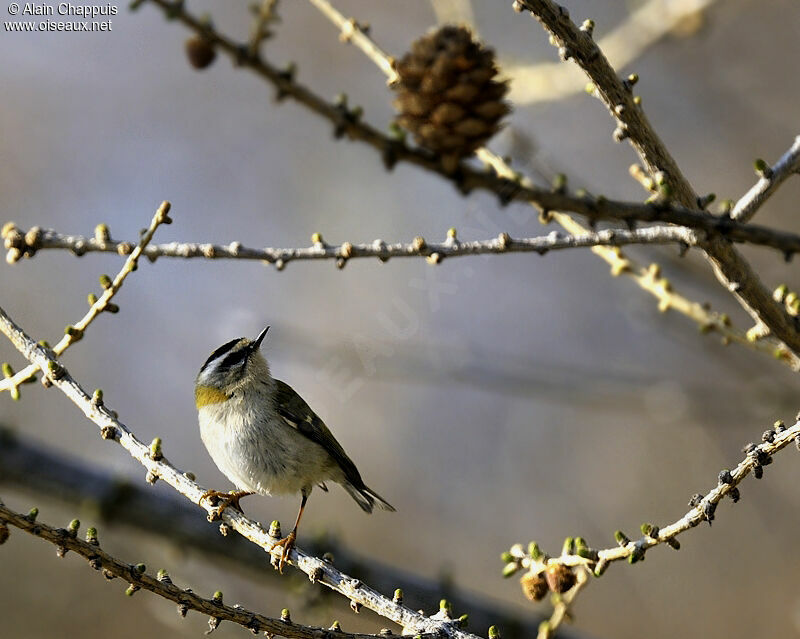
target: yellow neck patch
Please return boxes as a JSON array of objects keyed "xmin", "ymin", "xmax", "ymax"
[{"xmin": 195, "ymin": 386, "xmax": 229, "ymax": 408}]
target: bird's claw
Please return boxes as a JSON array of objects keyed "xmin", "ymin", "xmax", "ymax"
[
  {"xmin": 201, "ymin": 490, "xmax": 253, "ymax": 521},
  {"xmin": 271, "ymin": 531, "xmax": 296, "ymax": 574}
]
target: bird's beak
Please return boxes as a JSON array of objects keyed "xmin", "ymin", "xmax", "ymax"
[{"xmin": 252, "ymin": 325, "xmax": 270, "ymax": 349}]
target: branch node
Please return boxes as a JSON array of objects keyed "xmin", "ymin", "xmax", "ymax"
[
  {"xmin": 622, "ymin": 73, "xmax": 639, "ymax": 91},
  {"xmin": 101, "ymin": 425, "xmax": 118, "ymax": 441},
  {"xmin": 309, "ymin": 566, "xmax": 324, "ymax": 583},
  {"xmin": 753, "ymin": 158, "xmax": 773, "ymax": 180}
]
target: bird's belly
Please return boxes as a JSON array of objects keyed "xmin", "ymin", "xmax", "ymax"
[{"xmin": 199, "ymin": 404, "xmax": 332, "ymax": 496}]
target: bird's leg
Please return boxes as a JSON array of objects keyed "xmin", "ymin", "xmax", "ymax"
[
  {"xmin": 273, "ymin": 492, "xmax": 308, "ymax": 574},
  {"xmin": 201, "ymin": 489, "xmax": 254, "ymax": 521}
]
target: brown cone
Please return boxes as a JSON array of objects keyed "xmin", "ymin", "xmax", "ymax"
[
  {"xmin": 185, "ymin": 36, "xmax": 217, "ymax": 70},
  {"xmin": 392, "ymin": 25, "xmax": 510, "ymax": 172},
  {"xmin": 520, "ymin": 571, "xmax": 549, "ymax": 601},
  {"xmin": 544, "ymin": 563, "xmax": 577, "ymax": 594}
]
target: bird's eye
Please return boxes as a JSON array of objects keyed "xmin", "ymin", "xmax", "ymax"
[{"xmin": 218, "ymin": 347, "xmax": 250, "ymax": 371}]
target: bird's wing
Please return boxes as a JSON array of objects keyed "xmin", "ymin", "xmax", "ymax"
[{"xmin": 273, "ymin": 379, "xmax": 364, "ymax": 487}]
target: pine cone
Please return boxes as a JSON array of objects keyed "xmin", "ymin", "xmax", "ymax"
[
  {"xmin": 185, "ymin": 35, "xmax": 216, "ymax": 70},
  {"xmin": 392, "ymin": 25, "xmax": 510, "ymax": 173},
  {"xmin": 520, "ymin": 571, "xmax": 549, "ymax": 601},
  {"xmin": 544, "ymin": 563, "xmax": 576, "ymax": 594}
]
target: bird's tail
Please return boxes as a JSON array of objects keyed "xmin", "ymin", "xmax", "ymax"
[{"xmin": 344, "ymin": 482, "xmax": 396, "ymax": 513}]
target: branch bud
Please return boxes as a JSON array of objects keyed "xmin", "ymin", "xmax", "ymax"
[{"xmin": 149, "ymin": 437, "xmax": 163, "ymax": 461}]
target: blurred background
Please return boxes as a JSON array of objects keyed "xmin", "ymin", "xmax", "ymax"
[{"xmin": 1, "ymin": 1, "xmax": 800, "ymax": 637}]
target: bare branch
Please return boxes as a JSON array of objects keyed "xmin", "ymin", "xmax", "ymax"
[
  {"xmin": 0, "ymin": 202, "xmax": 172, "ymax": 396},
  {"xmin": 506, "ymin": 417, "xmax": 800, "ymax": 578},
  {"xmin": 0, "ymin": 305, "xmax": 481, "ymax": 639},
  {"xmin": 306, "ymin": 0, "xmax": 397, "ymax": 83},
  {"xmin": 514, "ymin": 0, "xmax": 696, "ymax": 203},
  {"xmin": 10, "ymin": 196, "xmax": 800, "ymax": 260},
  {"xmin": 0, "ymin": 224, "xmax": 702, "ymax": 265},
  {"xmin": 477, "ymin": 148, "xmax": 799, "ymax": 368},
  {"xmin": 731, "ymin": 135, "xmax": 800, "ymax": 222},
  {"xmin": 248, "ymin": 0, "xmax": 280, "ymax": 57},
  {"xmin": 503, "ymin": 417, "xmax": 800, "ymax": 637},
  {"xmin": 0, "ymin": 501, "xmax": 408, "ymax": 639},
  {"xmin": 4, "ymin": 216, "xmax": 793, "ymax": 367},
  {"xmin": 513, "ymin": 0, "xmax": 800, "ymax": 363}
]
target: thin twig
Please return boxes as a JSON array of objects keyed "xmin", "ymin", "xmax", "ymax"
[
  {"xmin": 3, "ymin": 218, "xmax": 789, "ymax": 365},
  {"xmin": 0, "ymin": 305, "xmax": 480, "ymax": 639},
  {"xmin": 248, "ymin": 0, "xmax": 280, "ymax": 57},
  {"xmin": 731, "ymin": 135, "xmax": 800, "ymax": 222},
  {"xmin": 306, "ymin": 0, "xmax": 397, "ymax": 82},
  {"xmin": 511, "ymin": 418, "xmax": 800, "ymax": 571},
  {"xmin": 0, "ymin": 501, "xmax": 411, "ymax": 639},
  {"xmin": 515, "ymin": 0, "xmax": 696, "ymax": 203},
  {"xmin": 0, "ymin": 202, "xmax": 172, "ymax": 395},
  {"xmin": 10, "ymin": 194, "xmax": 800, "ymax": 259},
  {"xmin": 1, "ymin": 225, "xmax": 701, "ymax": 264},
  {"xmin": 505, "ymin": 417, "xmax": 800, "ymax": 636}
]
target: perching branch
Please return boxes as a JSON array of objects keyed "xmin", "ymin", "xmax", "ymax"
[
  {"xmin": 513, "ymin": 0, "xmax": 800, "ymax": 363},
  {"xmin": 731, "ymin": 135, "xmax": 800, "ymax": 223},
  {"xmin": 0, "ymin": 203, "xmax": 172, "ymax": 396},
  {"xmin": 0, "ymin": 304, "xmax": 481, "ymax": 639},
  {"xmin": 0, "ymin": 426, "xmax": 553, "ymax": 639},
  {"xmin": 0, "ymin": 500, "xmax": 409, "ymax": 639}
]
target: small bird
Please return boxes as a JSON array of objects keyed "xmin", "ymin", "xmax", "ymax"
[{"xmin": 195, "ymin": 325, "xmax": 395, "ymax": 571}]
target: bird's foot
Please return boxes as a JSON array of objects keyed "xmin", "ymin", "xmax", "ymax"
[
  {"xmin": 271, "ymin": 530, "xmax": 296, "ymax": 574},
  {"xmin": 201, "ymin": 490, "xmax": 253, "ymax": 522}
]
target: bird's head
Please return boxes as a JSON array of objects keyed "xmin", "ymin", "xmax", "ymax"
[{"xmin": 195, "ymin": 325, "xmax": 271, "ymax": 407}]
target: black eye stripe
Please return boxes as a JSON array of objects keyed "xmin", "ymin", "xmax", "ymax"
[
  {"xmin": 200, "ymin": 338, "xmax": 242, "ymax": 372},
  {"xmin": 217, "ymin": 346, "xmax": 251, "ymax": 370}
]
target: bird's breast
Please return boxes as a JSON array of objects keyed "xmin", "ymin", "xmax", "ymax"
[{"xmin": 197, "ymin": 391, "xmax": 336, "ymax": 496}]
